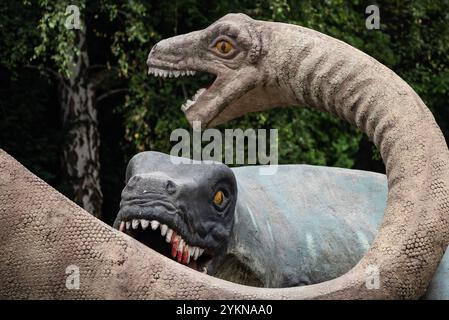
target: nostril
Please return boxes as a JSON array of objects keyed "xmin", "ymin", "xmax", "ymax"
[{"xmin": 166, "ymin": 180, "xmax": 177, "ymax": 195}]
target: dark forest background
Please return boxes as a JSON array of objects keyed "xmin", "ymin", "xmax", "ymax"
[{"xmin": 1, "ymin": 0, "xmax": 448, "ymax": 225}]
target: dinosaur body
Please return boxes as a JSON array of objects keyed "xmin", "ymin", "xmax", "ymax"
[
  {"xmin": 223, "ymin": 164, "xmax": 387, "ymax": 288},
  {"xmin": 1, "ymin": 14, "xmax": 448, "ymax": 299},
  {"xmin": 112, "ymin": 151, "xmax": 449, "ymax": 298},
  {"xmin": 224, "ymin": 165, "xmax": 449, "ymax": 299}
]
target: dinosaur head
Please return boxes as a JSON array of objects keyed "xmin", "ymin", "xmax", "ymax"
[
  {"xmin": 147, "ymin": 13, "xmax": 290, "ymax": 128},
  {"xmin": 113, "ymin": 151, "xmax": 237, "ymax": 274}
]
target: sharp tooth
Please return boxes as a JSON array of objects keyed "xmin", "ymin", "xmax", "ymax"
[
  {"xmin": 178, "ymin": 239, "xmax": 184, "ymax": 253},
  {"xmin": 119, "ymin": 221, "xmax": 125, "ymax": 232},
  {"xmin": 160, "ymin": 224, "xmax": 168, "ymax": 236},
  {"xmin": 193, "ymin": 247, "xmax": 200, "ymax": 260},
  {"xmin": 132, "ymin": 219, "xmax": 140, "ymax": 229},
  {"xmin": 151, "ymin": 220, "xmax": 160, "ymax": 230},
  {"xmin": 174, "ymin": 70, "xmax": 180, "ymax": 77},
  {"xmin": 202, "ymin": 267, "xmax": 208, "ymax": 274},
  {"xmin": 198, "ymin": 248, "xmax": 204, "ymax": 257},
  {"xmin": 195, "ymin": 88, "xmax": 206, "ymax": 99},
  {"xmin": 125, "ymin": 221, "xmax": 131, "ymax": 230},
  {"xmin": 191, "ymin": 71, "xmax": 196, "ymax": 76},
  {"xmin": 182, "ymin": 245, "xmax": 190, "ymax": 264},
  {"xmin": 189, "ymin": 246, "xmax": 195, "ymax": 257},
  {"xmin": 141, "ymin": 219, "xmax": 150, "ymax": 230},
  {"xmin": 171, "ymin": 233, "xmax": 180, "ymax": 258},
  {"xmin": 176, "ymin": 238, "xmax": 184, "ymax": 263},
  {"xmin": 166, "ymin": 229, "xmax": 173, "ymax": 242}
]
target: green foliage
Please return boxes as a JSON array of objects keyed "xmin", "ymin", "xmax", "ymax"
[
  {"xmin": 0, "ymin": 1, "xmax": 39, "ymax": 73},
  {"xmin": 32, "ymin": 0, "xmax": 85, "ymax": 78}
]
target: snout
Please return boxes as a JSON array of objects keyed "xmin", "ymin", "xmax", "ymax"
[
  {"xmin": 146, "ymin": 31, "xmax": 202, "ymax": 70},
  {"xmin": 115, "ymin": 172, "xmax": 180, "ymax": 228}
]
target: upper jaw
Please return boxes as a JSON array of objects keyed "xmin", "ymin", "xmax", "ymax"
[
  {"xmin": 147, "ymin": 59, "xmax": 198, "ymax": 78},
  {"xmin": 114, "ymin": 207, "xmax": 217, "ymax": 270},
  {"xmin": 115, "ymin": 197, "xmax": 226, "ymax": 250},
  {"xmin": 146, "ymin": 44, "xmax": 258, "ymax": 129},
  {"xmin": 147, "ymin": 54, "xmax": 222, "ymax": 128}
]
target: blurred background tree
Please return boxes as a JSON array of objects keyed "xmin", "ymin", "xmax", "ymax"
[{"xmin": 1, "ymin": 0, "xmax": 448, "ymax": 224}]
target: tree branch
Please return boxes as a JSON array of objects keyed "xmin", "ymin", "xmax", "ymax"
[
  {"xmin": 89, "ymin": 66, "xmax": 121, "ymax": 88},
  {"xmin": 96, "ymin": 88, "xmax": 129, "ymax": 104},
  {"xmin": 87, "ymin": 64, "xmax": 109, "ymax": 72}
]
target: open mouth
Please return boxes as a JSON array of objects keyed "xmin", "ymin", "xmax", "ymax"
[
  {"xmin": 147, "ymin": 62, "xmax": 216, "ymax": 113},
  {"xmin": 117, "ymin": 216, "xmax": 214, "ymax": 274}
]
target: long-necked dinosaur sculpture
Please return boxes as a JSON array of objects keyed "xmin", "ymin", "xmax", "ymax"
[
  {"xmin": 146, "ymin": 13, "xmax": 449, "ymax": 299},
  {"xmin": 0, "ymin": 14, "xmax": 448, "ymax": 299}
]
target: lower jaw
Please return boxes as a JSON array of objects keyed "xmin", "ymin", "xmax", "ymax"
[{"xmin": 121, "ymin": 226, "xmax": 215, "ymax": 273}]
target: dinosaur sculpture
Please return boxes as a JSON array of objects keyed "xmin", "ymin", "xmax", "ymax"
[
  {"xmin": 146, "ymin": 13, "xmax": 449, "ymax": 299},
  {"xmin": 113, "ymin": 151, "xmax": 449, "ymax": 299},
  {"xmin": 0, "ymin": 14, "xmax": 448, "ymax": 299},
  {"xmin": 113, "ymin": 151, "xmax": 388, "ymax": 288}
]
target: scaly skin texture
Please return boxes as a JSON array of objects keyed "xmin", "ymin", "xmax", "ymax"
[
  {"xmin": 0, "ymin": 149, "xmax": 258, "ymax": 299},
  {"xmin": 1, "ymin": 14, "xmax": 448, "ymax": 299}
]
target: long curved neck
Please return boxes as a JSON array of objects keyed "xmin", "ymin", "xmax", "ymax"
[{"xmin": 267, "ymin": 23, "xmax": 449, "ymax": 298}]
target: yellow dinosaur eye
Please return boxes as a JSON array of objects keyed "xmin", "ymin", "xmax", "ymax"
[
  {"xmin": 215, "ymin": 40, "xmax": 233, "ymax": 54},
  {"xmin": 213, "ymin": 190, "xmax": 224, "ymax": 205}
]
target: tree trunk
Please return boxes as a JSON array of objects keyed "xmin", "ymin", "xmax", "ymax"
[{"xmin": 60, "ymin": 27, "xmax": 102, "ymax": 218}]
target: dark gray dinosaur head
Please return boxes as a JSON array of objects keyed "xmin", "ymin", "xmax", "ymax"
[
  {"xmin": 147, "ymin": 13, "xmax": 291, "ymax": 128},
  {"xmin": 113, "ymin": 151, "xmax": 237, "ymax": 274}
]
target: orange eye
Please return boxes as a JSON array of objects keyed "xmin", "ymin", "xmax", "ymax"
[
  {"xmin": 213, "ymin": 190, "xmax": 224, "ymax": 205},
  {"xmin": 215, "ymin": 40, "xmax": 233, "ymax": 54}
]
